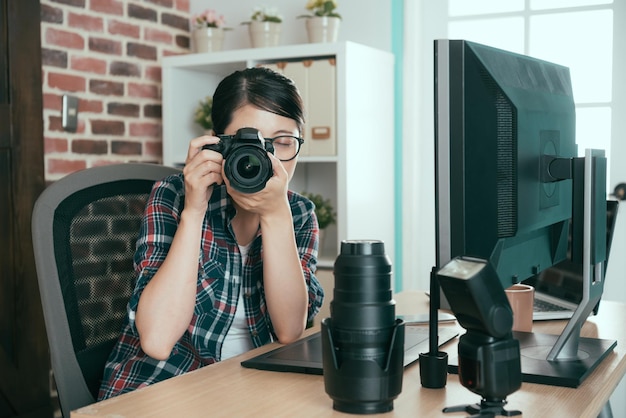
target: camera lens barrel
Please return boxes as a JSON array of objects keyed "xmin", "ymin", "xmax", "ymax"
[
  {"xmin": 203, "ymin": 127, "xmax": 274, "ymax": 193},
  {"xmin": 321, "ymin": 240, "xmax": 404, "ymax": 414},
  {"xmin": 224, "ymin": 145, "xmax": 273, "ymax": 193},
  {"xmin": 331, "ymin": 240, "xmax": 396, "ymax": 330}
]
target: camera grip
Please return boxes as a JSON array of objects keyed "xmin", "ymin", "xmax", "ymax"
[{"xmin": 201, "ymin": 143, "xmax": 222, "ymax": 153}]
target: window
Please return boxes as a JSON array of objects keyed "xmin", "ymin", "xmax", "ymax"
[
  {"xmin": 400, "ymin": 1, "xmax": 621, "ymax": 293},
  {"xmin": 447, "ymin": 1, "xmax": 614, "ymax": 166}
]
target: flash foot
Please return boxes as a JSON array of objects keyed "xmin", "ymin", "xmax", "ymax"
[{"xmin": 443, "ymin": 398, "xmax": 521, "ymax": 418}]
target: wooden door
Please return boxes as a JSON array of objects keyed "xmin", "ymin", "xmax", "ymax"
[{"xmin": 0, "ymin": 0, "xmax": 51, "ymax": 416}]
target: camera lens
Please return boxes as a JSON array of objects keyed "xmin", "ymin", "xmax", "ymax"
[
  {"xmin": 224, "ymin": 146, "xmax": 273, "ymax": 193},
  {"xmin": 331, "ymin": 240, "xmax": 396, "ymax": 366},
  {"xmin": 236, "ymin": 155, "xmax": 261, "ymax": 179},
  {"xmin": 321, "ymin": 240, "xmax": 404, "ymax": 415},
  {"xmin": 332, "ymin": 241, "xmax": 395, "ymax": 330}
]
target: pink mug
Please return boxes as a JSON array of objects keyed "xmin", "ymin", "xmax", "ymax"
[{"xmin": 505, "ymin": 284, "xmax": 534, "ymax": 332}]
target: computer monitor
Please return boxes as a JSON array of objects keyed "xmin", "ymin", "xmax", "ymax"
[
  {"xmin": 434, "ymin": 39, "xmax": 615, "ymax": 387},
  {"xmin": 434, "ymin": 39, "xmax": 576, "ymax": 289}
]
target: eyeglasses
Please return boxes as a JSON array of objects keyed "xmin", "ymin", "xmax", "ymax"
[{"xmin": 265, "ymin": 135, "xmax": 305, "ymax": 161}]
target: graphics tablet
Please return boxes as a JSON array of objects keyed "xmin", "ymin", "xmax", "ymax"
[{"xmin": 241, "ymin": 325, "xmax": 459, "ymax": 375}]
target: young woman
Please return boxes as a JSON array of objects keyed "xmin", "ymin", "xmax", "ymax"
[{"xmin": 98, "ymin": 67, "xmax": 324, "ymax": 400}]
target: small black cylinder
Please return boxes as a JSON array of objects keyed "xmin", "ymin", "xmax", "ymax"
[{"xmin": 322, "ymin": 240, "xmax": 404, "ymax": 414}]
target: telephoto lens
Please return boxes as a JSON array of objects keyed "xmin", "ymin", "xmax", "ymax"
[{"xmin": 321, "ymin": 240, "xmax": 405, "ymax": 414}]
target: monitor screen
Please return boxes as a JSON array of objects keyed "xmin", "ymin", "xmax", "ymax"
[{"xmin": 434, "ymin": 39, "xmax": 578, "ymax": 290}]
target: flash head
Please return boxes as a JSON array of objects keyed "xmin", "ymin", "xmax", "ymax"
[{"xmin": 437, "ymin": 257, "xmax": 513, "ymax": 339}]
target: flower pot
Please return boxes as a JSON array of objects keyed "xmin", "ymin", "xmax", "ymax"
[
  {"xmin": 193, "ymin": 27, "xmax": 224, "ymax": 53},
  {"xmin": 249, "ymin": 21, "xmax": 281, "ymax": 48},
  {"xmin": 305, "ymin": 17, "xmax": 340, "ymax": 43}
]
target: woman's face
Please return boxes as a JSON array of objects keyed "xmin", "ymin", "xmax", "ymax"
[{"xmin": 224, "ymin": 104, "xmax": 300, "ymax": 181}]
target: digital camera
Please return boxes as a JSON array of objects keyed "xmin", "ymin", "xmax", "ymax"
[{"xmin": 202, "ymin": 127, "xmax": 275, "ymax": 193}]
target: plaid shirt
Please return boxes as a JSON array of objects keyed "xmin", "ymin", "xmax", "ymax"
[{"xmin": 98, "ymin": 174, "xmax": 324, "ymax": 400}]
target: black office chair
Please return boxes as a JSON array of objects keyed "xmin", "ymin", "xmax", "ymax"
[{"xmin": 31, "ymin": 163, "xmax": 181, "ymax": 417}]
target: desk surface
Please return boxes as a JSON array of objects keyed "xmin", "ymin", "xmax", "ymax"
[{"xmin": 72, "ymin": 293, "xmax": 626, "ymax": 418}]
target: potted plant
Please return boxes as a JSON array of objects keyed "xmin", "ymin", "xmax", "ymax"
[
  {"xmin": 190, "ymin": 9, "xmax": 230, "ymax": 53},
  {"xmin": 302, "ymin": 191, "xmax": 336, "ymax": 253},
  {"xmin": 242, "ymin": 6, "xmax": 283, "ymax": 48},
  {"xmin": 301, "ymin": 0, "xmax": 342, "ymax": 19},
  {"xmin": 247, "ymin": 6, "xmax": 283, "ymax": 23},
  {"xmin": 301, "ymin": 192, "xmax": 336, "ymax": 230},
  {"xmin": 194, "ymin": 96, "xmax": 213, "ymax": 134},
  {"xmin": 298, "ymin": 1, "xmax": 342, "ymax": 43}
]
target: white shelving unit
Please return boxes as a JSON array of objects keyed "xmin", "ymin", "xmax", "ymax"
[{"xmin": 161, "ymin": 41, "xmax": 395, "ymax": 268}]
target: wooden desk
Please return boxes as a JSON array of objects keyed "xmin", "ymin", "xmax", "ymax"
[{"xmin": 72, "ymin": 294, "xmax": 626, "ymax": 418}]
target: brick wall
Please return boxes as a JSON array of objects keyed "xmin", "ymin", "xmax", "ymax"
[{"xmin": 40, "ymin": 0, "xmax": 191, "ymax": 181}]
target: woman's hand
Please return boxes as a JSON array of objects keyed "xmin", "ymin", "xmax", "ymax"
[
  {"xmin": 183, "ymin": 135, "xmax": 225, "ymax": 215},
  {"xmin": 225, "ymin": 152, "xmax": 290, "ymax": 218}
]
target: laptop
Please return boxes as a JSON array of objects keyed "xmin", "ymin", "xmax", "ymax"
[
  {"xmin": 525, "ymin": 199, "xmax": 619, "ymax": 321},
  {"xmin": 241, "ymin": 325, "xmax": 459, "ymax": 375}
]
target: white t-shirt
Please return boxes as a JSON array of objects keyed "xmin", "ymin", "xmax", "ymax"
[{"xmin": 220, "ymin": 243, "xmax": 255, "ymax": 360}]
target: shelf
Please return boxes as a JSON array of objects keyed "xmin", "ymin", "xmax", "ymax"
[
  {"xmin": 299, "ymin": 156, "xmax": 338, "ymax": 163},
  {"xmin": 162, "ymin": 42, "xmax": 359, "ymax": 72},
  {"xmin": 161, "ymin": 41, "xmax": 396, "ymax": 274},
  {"xmin": 317, "ymin": 258, "xmax": 335, "ymax": 269}
]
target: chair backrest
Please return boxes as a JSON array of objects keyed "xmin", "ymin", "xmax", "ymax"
[{"xmin": 32, "ymin": 163, "xmax": 181, "ymax": 417}]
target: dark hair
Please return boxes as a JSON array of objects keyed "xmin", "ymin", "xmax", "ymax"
[{"xmin": 211, "ymin": 67, "xmax": 305, "ymax": 135}]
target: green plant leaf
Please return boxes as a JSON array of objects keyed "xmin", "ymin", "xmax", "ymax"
[{"xmin": 301, "ymin": 192, "xmax": 336, "ymax": 230}]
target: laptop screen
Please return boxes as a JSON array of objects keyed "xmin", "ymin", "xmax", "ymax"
[{"xmin": 523, "ymin": 199, "xmax": 619, "ymax": 305}]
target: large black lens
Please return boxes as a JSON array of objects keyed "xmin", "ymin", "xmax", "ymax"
[
  {"xmin": 321, "ymin": 240, "xmax": 405, "ymax": 415},
  {"xmin": 224, "ymin": 146, "xmax": 272, "ymax": 193},
  {"xmin": 331, "ymin": 240, "xmax": 396, "ymax": 365}
]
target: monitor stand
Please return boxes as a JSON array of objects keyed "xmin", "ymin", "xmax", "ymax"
[
  {"xmin": 512, "ymin": 330, "xmax": 615, "ymax": 387},
  {"xmin": 450, "ymin": 149, "xmax": 617, "ymax": 387}
]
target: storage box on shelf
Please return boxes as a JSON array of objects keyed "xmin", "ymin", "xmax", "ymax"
[
  {"xmin": 263, "ymin": 58, "xmax": 337, "ymax": 158},
  {"xmin": 161, "ymin": 41, "xmax": 395, "ymax": 268}
]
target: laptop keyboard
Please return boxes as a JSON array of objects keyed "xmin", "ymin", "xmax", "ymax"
[{"xmin": 534, "ymin": 298, "xmax": 570, "ymax": 312}]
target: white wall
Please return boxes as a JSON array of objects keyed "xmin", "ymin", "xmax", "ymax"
[
  {"xmin": 189, "ymin": 0, "xmax": 392, "ymax": 52},
  {"xmin": 605, "ymin": 4, "xmax": 626, "ymax": 403},
  {"xmin": 612, "ymin": 0, "xmax": 626, "ymax": 195},
  {"xmin": 400, "ymin": 1, "xmax": 446, "ymax": 291}
]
